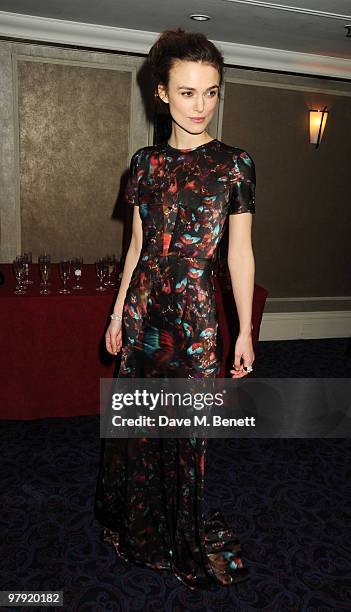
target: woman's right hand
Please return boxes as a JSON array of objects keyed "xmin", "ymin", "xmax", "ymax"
[{"xmin": 105, "ymin": 320, "xmax": 123, "ymax": 355}]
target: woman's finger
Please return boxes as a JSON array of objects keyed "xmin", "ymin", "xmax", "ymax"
[
  {"xmin": 105, "ymin": 332, "xmax": 112, "ymax": 352},
  {"xmin": 233, "ymin": 352, "xmax": 243, "ymax": 373},
  {"xmin": 106, "ymin": 331, "xmax": 116, "ymax": 355}
]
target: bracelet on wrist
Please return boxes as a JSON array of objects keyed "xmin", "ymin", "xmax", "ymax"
[{"xmin": 110, "ymin": 313, "xmax": 122, "ymax": 321}]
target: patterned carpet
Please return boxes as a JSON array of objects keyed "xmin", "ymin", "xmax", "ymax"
[{"xmin": 1, "ymin": 337, "xmax": 350, "ymax": 611}]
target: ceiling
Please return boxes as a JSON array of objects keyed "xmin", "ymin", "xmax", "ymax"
[{"xmin": 0, "ymin": 0, "xmax": 350, "ymax": 79}]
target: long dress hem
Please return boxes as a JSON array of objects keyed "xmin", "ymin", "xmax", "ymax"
[{"xmin": 99, "ymin": 509, "xmax": 250, "ymax": 590}]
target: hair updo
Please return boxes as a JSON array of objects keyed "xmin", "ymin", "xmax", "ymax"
[{"xmin": 148, "ymin": 27, "xmax": 224, "ymax": 106}]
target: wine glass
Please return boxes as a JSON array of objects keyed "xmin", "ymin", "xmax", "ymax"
[
  {"xmin": 22, "ymin": 252, "xmax": 33, "ymax": 284},
  {"xmin": 59, "ymin": 259, "xmax": 71, "ymax": 294},
  {"xmin": 39, "ymin": 255, "xmax": 51, "ymax": 295},
  {"xmin": 104, "ymin": 254, "xmax": 117, "ymax": 287},
  {"xmin": 13, "ymin": 256, "xmax": 27, "ymax": 294},
  {"xmin": 72, "ymin": 257, "xmax": 83, "ymax": 290},
  {"xmin": 38, "ymin": 253, "xmax": 51, "ymax": 285},
  {"xmin": 95, "ymin": 257, "xmax": 107, "ymax": 291}
]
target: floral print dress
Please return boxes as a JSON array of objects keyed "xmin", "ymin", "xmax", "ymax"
[{"xmin": 95, "ymin": 137, "xmax": 256, "ymax": 589}]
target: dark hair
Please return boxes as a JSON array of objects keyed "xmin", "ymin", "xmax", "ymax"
[{"xmin": 148, "ymin": 27, "xmax": 224, "ymax": 107}]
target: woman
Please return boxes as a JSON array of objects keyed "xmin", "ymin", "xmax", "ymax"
[{"xmin": 95, "ymin": 27, "xmax": 256, "ymax": 590}]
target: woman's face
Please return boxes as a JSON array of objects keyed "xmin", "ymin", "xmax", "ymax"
[{"xmin": 158, "ymin": 60, "xmax": 220, "ymax": 135}]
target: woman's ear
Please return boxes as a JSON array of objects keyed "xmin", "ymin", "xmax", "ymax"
[{"xmin": 157, "ymin": 84, "xmax": 169, "ymax": 104}]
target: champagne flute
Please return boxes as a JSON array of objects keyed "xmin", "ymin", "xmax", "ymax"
[
  {"xmin": 38, "ymin": 253, "xmax": 51, "ymax": 285},
  {"xmin": 39, "ymin": 256, "xmax": 51, "ymax": 295},
  {"xmin": 104, "ymin": 254, "xmax": 117, "ymax": 287},
  {"xmin": 59, "ymin": 259, "xmax": 71, "ymax": 294},
  {"xmin": 22, "ymin": 252, "xmax": 33, "ymax": 284},
  {"xmin": 13, "ymin": 256, "xmax": 27, "ymax": 294},
  {"xmin": 95, "ymin": 257, "xmax": 107, "ymax": 291},
  {"xmin": 72, "ymin": 257, "xmax": 83, "ymax": 290}
]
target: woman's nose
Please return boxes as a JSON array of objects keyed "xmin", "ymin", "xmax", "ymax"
[{"xmin": 193, "ymin": 96, "xmax": 205, "ymax": 112}]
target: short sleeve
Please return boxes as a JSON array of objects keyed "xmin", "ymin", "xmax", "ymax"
[
  {"xmin": 124, "ymin": 149, "xmax": 143, "ymax": 206},
  {"xmin": 228, "ymin": 150, "xmax": 256, "ymax": 215}
]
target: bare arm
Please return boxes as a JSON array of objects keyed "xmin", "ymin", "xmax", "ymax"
[
  {"xmin": 227, "ymin": 213, "xmax": 255, "ymax": 376},
  {"xmin": 112, "ymin": 207, "xmax": 143, "ymax": 315},
  {"xmin": 106, "ymin": 207, "xmax": 142, "ymax": 355}
]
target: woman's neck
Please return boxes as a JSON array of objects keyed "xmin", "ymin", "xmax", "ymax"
[{"xmin": 167, "ymin": 130, "xmax": 213, "ymax": 150}]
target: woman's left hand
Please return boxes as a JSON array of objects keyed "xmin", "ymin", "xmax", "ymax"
[{"xmin": 230, "ymin": 331, "xmax": 255, "ymax": 378}]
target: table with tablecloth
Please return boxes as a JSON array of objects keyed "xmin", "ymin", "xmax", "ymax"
[{"xmin": 0, "ymin": 262, "xmax": 267, "ymax": 419}]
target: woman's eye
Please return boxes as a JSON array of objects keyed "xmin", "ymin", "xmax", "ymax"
[{"xmin": 181, "ymin": 91, "xmax": 217, "ymax": 97}]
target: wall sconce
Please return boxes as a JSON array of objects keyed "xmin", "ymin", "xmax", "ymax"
[{"xmin": 309, "ymin": 106, "xmax": 328, "ymax": 148}]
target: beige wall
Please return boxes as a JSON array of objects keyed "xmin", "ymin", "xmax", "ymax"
[
  {"xmin": 0, "ymin": 41, "xmax": 350, "ymax": 310},
  {"xmin": 221, "ymin": 68, "xmax": 351, "ymax": 305},
  {"xmin": 18, "ymin": 60, "xmax": 132, "ymax": 262},
  {"xmin": 0, "ymin": 42, "xmax": 149, "ymax": 264}
]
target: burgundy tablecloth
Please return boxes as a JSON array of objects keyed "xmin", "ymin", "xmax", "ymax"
[
  {"xmin": 0, "ymin": 263, "xmax": 117, "ymax": 420},
  {"xmin": 0, "ymin": 263, "xmax": 267, "ymax": 419}
]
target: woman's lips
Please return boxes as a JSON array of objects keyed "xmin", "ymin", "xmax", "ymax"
[{"xmin": 189, "ymin": 117, "xmax": 205, "ymax": 123}]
